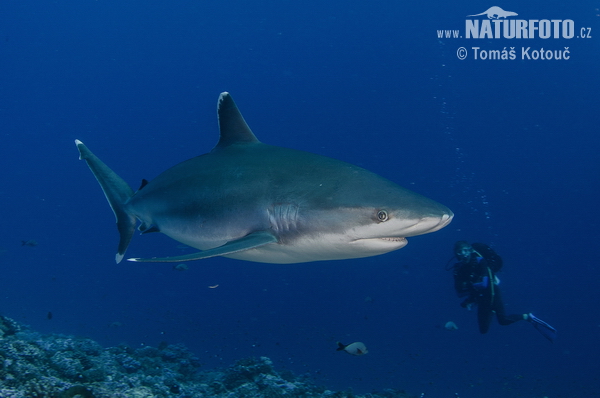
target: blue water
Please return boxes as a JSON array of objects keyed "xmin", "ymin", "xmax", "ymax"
[{"xmin": 1, "ymin": 1, "xmax": 599, "ymax": 397}]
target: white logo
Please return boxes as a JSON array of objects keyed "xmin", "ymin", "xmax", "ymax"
[
  {"xmin": 465, "ymin": 7, "xmax": 574, "ymax": 39},
  {"xmin": 437, "ymin": 6, "xmax": 592, "ymax": 61},
  {"xmin": 435, "ymin": 6, "xmax": 593, "ymax": 61},
  {"xmin": 467, "ymin": 6, "xmax": 517, "ymax": 19}
]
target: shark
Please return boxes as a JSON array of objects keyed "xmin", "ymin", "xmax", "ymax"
[{"xmin": 75, "ymin": 92, "xmax": 453, "ymax": 264}]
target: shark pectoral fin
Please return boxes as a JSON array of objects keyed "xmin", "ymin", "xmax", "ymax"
[{"xmin": 127, "ymin": 231, "xmax": 278, "ymax": 263}]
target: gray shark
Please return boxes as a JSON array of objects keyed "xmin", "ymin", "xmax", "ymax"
[{"xmin": 76, "ymin": 92, "xmax": 453, "ymax": 264}]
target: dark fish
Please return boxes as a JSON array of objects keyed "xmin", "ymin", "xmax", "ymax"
[
  {"xmin": 47, "ymin": 311, "xmax": 53, "ymax": 320},
  {"xmin": 22, "ymin": 240, "xmax": 38, "ymax": 247},
  {"xmin": 336, "ymin": 341, "xmax": 368, "ymax": 356}
]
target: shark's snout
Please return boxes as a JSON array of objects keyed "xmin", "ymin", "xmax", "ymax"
[
  {"xmin": 413, "ymin": 211, "xmax": 453, "ymax": 235},
  {"xmin": 387, "ymin": 208, "xmax": 453, "ymax": 238},
  {"xmin": 431, "ymin": 212, "xmax": 453, "ymax": 232}
]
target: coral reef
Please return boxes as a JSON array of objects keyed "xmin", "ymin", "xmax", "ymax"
[{"xmin": 0, "ymin": 316, "xmax": 413, "ymax": 398}]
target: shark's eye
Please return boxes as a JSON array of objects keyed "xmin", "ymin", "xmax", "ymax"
[{"xmin": 377, "ymin": 210, "xmax": 389, "ymax": 222}]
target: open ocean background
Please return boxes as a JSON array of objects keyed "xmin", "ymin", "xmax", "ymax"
[{"xmin": 1, "ymin": 1, "xmax": 598, "ymax": 397}]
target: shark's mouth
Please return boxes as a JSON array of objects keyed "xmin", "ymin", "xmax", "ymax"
[
  {"xmin": 352, "ymin": 237, "xmax": 407, "ymax": 244},
  {"xmin": 349, "ymin": 236, "xmax": 409, "ymax": 253}
]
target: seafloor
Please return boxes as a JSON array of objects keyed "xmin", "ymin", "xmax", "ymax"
[{"xmin": 0, "ymin": 315, "xmax": 413, "ymax": 398}]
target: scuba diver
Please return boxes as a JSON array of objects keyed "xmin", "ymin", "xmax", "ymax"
[{"xmin": 450, "ymin": 241, "xmax": 556, "ymax": 342}]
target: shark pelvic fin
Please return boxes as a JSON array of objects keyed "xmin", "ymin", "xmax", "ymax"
[
  {"xmin": 139, "ymin": 223, "xmax": 160, "ymax": 234},
  {"xmin": 127, "ymin": 230, "xmax": 278, "ymax": 263},
  {"xmin": 75, "ymin": 140, "xmax": 136, "ymax": 263},
  {"xmin": 213, "ymin": 92, "xmax": 259, "ymax": 150}
]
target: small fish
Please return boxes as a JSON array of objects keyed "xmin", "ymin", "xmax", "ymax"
[
  {"xmin": 21, "ymin": 240, "xmax": 38, "ymax": 247},
  {"xmin": 444, "ymin": 321, "xmax": 458, "ymax": 331},
  {"xmin": 336, "ymin": 341, "xmax": 368, "ymax": 356},
  {"xmin": 47, "ymin": 311, "xmax": 53, "ymax": 320}
]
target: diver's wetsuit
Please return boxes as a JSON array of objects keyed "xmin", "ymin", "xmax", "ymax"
[{"xmin": 453, "ymin": 253, "xmax": 524, "ymax": 334}]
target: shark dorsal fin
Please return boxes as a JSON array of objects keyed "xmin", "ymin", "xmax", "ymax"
[{"xmin": 214, "ymin": 92, "xmax": 259, "ymax": 149}]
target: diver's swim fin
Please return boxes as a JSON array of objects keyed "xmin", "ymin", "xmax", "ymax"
[{"xmin": 528, "ymin": 313, "xmax": 557, "ymax": 343}]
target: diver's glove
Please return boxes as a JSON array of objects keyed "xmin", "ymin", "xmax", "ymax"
[
  {"xmin": 472, "ymin": 276, "xmax": 489, "ymax": 290},
  {"xmin": 460, "ymin": 297, "xmax": 475, "ymax": 310}
]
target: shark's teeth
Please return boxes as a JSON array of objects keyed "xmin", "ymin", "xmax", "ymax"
[
  {"xmin": 352, "ymin": 237, "xmax": 407, "ymax": 243},
  {"xmin": 380, "ymin": 237, "xmax": 405, "ymax": 242}
]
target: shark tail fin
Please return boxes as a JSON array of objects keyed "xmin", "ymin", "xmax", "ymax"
[{"xmin": 75, "ymin": 140, "xmax": 136, "ymax": 263}]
